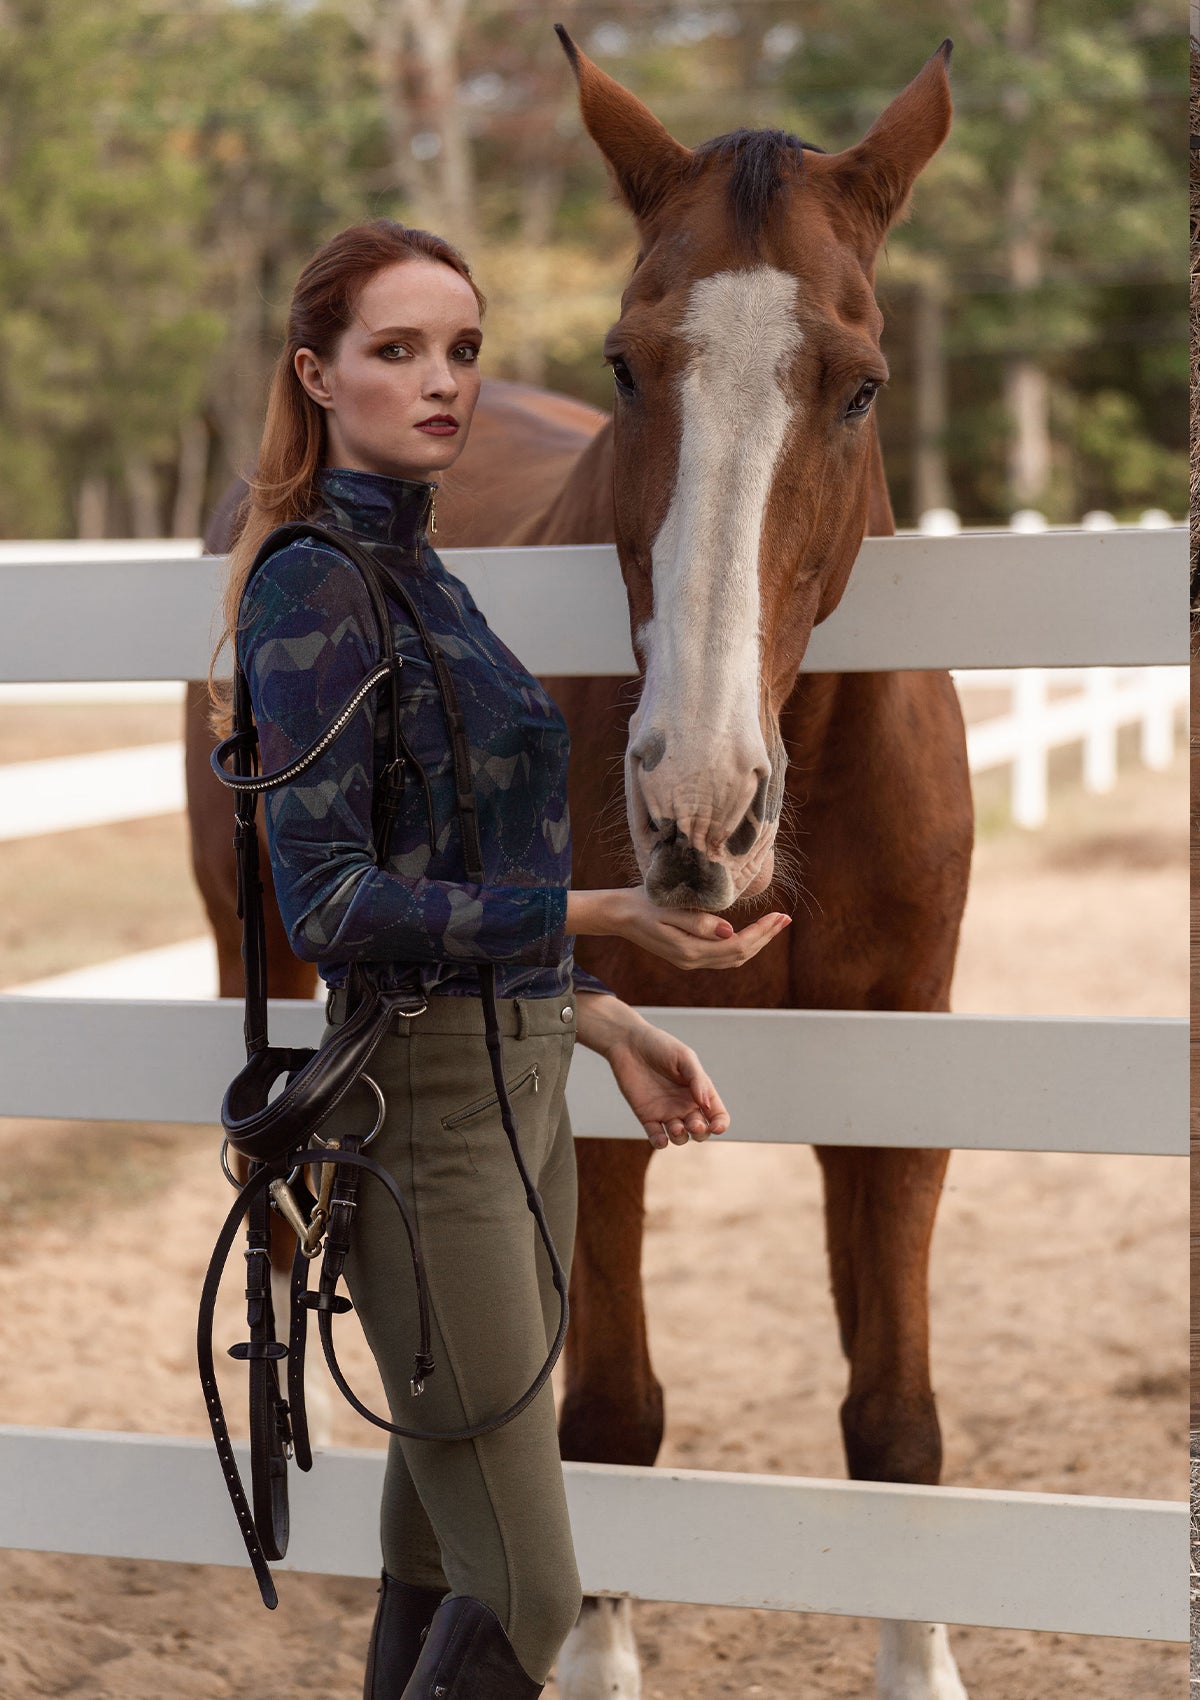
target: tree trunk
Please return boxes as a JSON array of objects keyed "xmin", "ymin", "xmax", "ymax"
[
  {"xmin": 1004, "ymin": 356, "xmax": 1051, "ymax": 509},
  {"xmin": 359, "ymin": 0, "xmax": 475, "ymax": 241},
  {"xmin": 355, "ymin": 0, "xmax": 427, "ymax": 211},
  {"xmin": 406, "ymin": 0, "xmax": 475, "ymax": 249},
  {"xmin": 912, "ymin": 272, "xmax": 953, "ymax": 515},
  {"xmin": 125, "ymin": 454, "xmax": 161, "ymax": 538},
  {"xmin": 207, "ymin": 177, "xmax": 275, "ymax": 490},
  {"xmin": 511, "ymin": 166, "xmax": 564, "ymax": 388},
  {"xmin": 173, "ymin": 416, "xmax": 210, "ymax": 538},
  {"xmin": 75, "ymin": 473, "xmax": 109, "ymax": 540},
  {"xmin": 1002, "ymin": 0, "xmax": 1050, "ymax": 510}
]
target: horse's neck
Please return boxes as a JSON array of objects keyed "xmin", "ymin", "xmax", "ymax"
[{"xmin": 507, "ymin": 420, "xmax": 617, "ymax": 548}]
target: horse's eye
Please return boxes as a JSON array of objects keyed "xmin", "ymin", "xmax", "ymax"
[
  {"xmin": 846, "ymin": 380, "xmax": 881, "ymax": 418},
  {"xmin": 608, "ymin": 356, "xmax": 635, "ymax": 396}
]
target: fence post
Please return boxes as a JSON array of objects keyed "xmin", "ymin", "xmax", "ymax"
[
  {"xmin": 1012, "ymin": 669, "xmax": 1049, "ymax": 828},
  {"xmin": 1139, "ymin": 666, "xmax": 1175, "ymax": 771},
  {"xmin": 1082, "ymin": 668, "xmax": 1118, "ymax": 794}
]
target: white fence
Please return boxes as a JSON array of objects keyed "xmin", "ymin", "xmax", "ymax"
[
  {"xmin": 0, "ymin": 526, "xmax": 1187, "ymax": 1643},
  {"xmin": 0, "ymin": 664, "xmax": 1185, "ymax": 841},
  {"xmin": 2, "ymin": 666, "xmax": 1182, "ymax": 842},
  {"xmin": 955, "ymin": 665, "xmax": 1186, "ymax": 828},
  {"xmin": 0, "ymin": 664, "xmax": 1183, "ymax": 841}
]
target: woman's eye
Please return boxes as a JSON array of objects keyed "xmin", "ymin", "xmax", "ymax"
[
  {"xmin": 453, "ymin": 343, "xmax": 480, "ymax": 363},
  {"xmin": 608, "ymin": 356, "xmax": 635, "ymax": 395},
  {"xmin": 378, "ymin": 343, "xmax": 411, "ymax": 361},
  {"xmin": 846, "ymin": 380, "xmax": 881, "ymax": 418}
]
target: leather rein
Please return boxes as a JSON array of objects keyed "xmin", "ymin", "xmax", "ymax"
[{"xmin": 198, "ymin": 521, "xmax": 569, "ymax": 1610}]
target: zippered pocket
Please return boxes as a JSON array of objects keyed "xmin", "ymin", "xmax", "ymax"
[{"xmin": 440, "ymin": 1063, "xmax": 540, "ymax": 1130}]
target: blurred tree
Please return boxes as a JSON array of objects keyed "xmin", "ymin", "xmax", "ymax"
[
  {"xmin": 0, "ymin": 0, "xmax": 1184, "ymax": 535},
  {"xmin": 344, "ymin": 0, "xmax": 478, "ymax": 247},
  {"xmin": 0, "ymin": 0, "xmax": 223, "ymax": 535},
  {"xmin": 147, "ymin": 1, "xmax": 381, "ymax": 509},
  {"xmin": 762, "ymin": 0, "xmax": 1184, "ymax": 519}
]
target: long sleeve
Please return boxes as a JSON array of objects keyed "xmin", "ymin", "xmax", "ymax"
[{"xmin": 239, "ymin": 540, "xmax": 568, "ymax": 970}]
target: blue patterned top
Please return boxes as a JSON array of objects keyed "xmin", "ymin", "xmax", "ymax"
[{"xmin": 238, "ymin": 467, "xmax": 610, "ymax": 1002}]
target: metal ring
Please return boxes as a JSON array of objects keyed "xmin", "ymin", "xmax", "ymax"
[
  {"xmin": 219, "ymin": 1138, "xmax": 241, "ymax": 1189},
  {"xmin": 306, "ymin": 1072, "xmax": 387, "ymax": 1152},
  {"xmin": 358, "ymin": 1073, "xmax": 386, "ymax": 1147}
]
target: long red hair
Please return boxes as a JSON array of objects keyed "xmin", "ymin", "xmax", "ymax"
[{"xmin": 210, "ymin": 220, "xmax": 485, "ymax": 718}]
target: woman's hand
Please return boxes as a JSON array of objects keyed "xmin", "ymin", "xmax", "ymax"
[
  {"xmin": 567, "ymin": 887, "xmax": 790, "ymax": 971},
  {"xmin": 575, "ymin": 993, "xmax": 730, "ymax": 1150}
]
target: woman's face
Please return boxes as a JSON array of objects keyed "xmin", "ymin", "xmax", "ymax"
[{"xmin": 295, "ymin": 258, "xmax": 482, "ymax": 482}]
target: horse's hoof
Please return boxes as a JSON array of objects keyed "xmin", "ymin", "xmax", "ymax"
[
  {"xmin": 555, "ymin": 1596, "xmax": 641, "ymax": 1699},
  {"xmin": 876, "ymin": 1620, "xmax": 969, "ymax": 1700}
]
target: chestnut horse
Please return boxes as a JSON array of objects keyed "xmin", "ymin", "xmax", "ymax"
[{"xmin": 186, "ymin": 36, "xmax": 973, "ymax": 1700}]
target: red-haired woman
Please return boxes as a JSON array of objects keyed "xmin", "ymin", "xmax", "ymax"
[{"xmin": 216, "ymin": 219, "xmax": 789, "ymax": 1698}]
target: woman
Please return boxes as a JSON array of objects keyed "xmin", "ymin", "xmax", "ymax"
[{"xmin": 218, "ymin": 219, "xmax": 790, "ymax": 1699}]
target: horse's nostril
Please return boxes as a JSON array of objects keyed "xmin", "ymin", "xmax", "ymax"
[
  {"xmin": 632, "ymin": 728, "xmax": 667, "ymax": 772},
  {"xmin": 726, "ymin": 810, "xmax": 759, "ymax": 858}
]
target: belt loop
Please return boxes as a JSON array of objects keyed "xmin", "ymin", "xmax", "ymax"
[{"xmin": 514, "ymin": 998, "xmax": 528, "ymax": 1041}]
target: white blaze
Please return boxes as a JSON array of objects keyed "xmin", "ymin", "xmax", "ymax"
[{"xmin": 636, "ymin": 266, "xmax": 803, "ymax": 838}]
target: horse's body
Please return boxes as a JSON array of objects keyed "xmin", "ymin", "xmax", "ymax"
[{"xmin": 187, "ymin": 37, "xmax": 974, "ymax": 1700}]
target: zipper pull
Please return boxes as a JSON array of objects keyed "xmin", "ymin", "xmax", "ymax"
[
  {"xmin": 426, "ymin": 488, "xmax": 438, "ymax": 536},
  {"xmin": 532, "ymin": 1065, "xmax": 539, "ymax": 1093}
]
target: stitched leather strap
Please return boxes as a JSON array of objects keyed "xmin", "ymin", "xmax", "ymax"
[{"xmin": 197, "ymin": 1144, "xmax": 435, "ymax": 1609}]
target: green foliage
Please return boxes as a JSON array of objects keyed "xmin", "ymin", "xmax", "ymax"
[
  {"xmin": 1067, "ymin": 388, "xmax": 1189, "ymax": 516},
  {"xmin": 764, "ymin": 0, "xmax": 1185, "ymax": 519},
  {"xmin": 0, "ymin": 0, "xmax": 1185, "ymax": 535}
]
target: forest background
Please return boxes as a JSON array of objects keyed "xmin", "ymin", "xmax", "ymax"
[{"xmin": 0, "ymin": 0, "xmax": 1186, "ymax": 540}]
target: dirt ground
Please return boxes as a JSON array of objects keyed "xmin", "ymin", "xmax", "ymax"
[{"xmin": 0, "ymin": 735, "xmax": 1188, "ymax": 1699}]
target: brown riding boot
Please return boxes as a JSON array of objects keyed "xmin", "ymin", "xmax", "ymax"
[
  {"xmin": 363, "ymin": 1571, "xmax": 447, "ymax": 1699},
  {"xmin": 398, "ymin": 1594, "xmax": 543, "ymax": 1698}
]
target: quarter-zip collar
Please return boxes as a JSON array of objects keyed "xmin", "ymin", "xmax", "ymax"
[{"xmin": 316, "ymin": 466, "xmax": 437, "ymax": 550}]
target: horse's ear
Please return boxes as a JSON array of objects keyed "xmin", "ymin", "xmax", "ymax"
[
  {"xmin": 825, "ymin": 42, "xmax": 953, "ymax": 250},
  {"xmin": 555, "ymin": 23, "xmax": 692, "ymax": 225}
]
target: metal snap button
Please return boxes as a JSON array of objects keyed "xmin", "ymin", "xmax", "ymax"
[{"xmin": 560, "ymin": 1004, "xmax": 574, "ymax": 1023}]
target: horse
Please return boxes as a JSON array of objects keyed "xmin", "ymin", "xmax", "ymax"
[{"xmin": 185, "ymin": 35, "xmax": 974, "ymax": 1700}]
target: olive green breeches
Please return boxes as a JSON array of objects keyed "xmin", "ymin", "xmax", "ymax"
[{"xmin": 323, "ymin": 990, "xmax": 582, "ymax": 1684}]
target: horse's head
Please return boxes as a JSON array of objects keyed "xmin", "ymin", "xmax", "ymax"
[{"xmin": 558, "ymin": 28, "xmax": 952, "ymax": 910}]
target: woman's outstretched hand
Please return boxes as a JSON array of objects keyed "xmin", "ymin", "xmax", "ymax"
[
  {"xmin": 567, "ymin": 887, "xmax": 790, "ymax": 970},
  {"xmin": 575, "ymin": 993, "xmax": 730, "ymax": 1149}
]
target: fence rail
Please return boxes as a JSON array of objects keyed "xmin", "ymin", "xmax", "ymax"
[
  {"xmin": 0, "ymin": 527, "xmax": 1186, "ymax": 682},
  {"xmin": 0, "ymin": 527, "xmax": 1186, "ymax": 1646},
  {"xmin": 0, "ymin": 997, "xmax": 1184, "ymax": 1157},
  {"xmin": 0, "ymin": 1428, "xmax": 1183, "ymax": 1641}
]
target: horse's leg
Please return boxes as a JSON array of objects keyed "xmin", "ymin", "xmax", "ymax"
[
  {"xmin": 815, "ymin": 1144, "xmax": 968, "ymax": 1700},
  {"xmin": 184, "ymin": 683, "xmax": 244, "ymax": 997},
  {"xmin": 555, "ymin": 1137, "xmax": 661, "ymax": 1700},
  {"xmin": 185, "ymin": 683, "xmax": 315, "ymax": 998}
]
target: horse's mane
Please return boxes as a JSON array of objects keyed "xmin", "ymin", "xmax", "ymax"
[{"xmin": 687, "ymin": 130, "xmax": 826, "ymax": 245}]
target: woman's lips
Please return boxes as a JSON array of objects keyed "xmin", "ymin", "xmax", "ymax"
[{"xmin": 415, "ymin": 417, "xmax": 458, "ymax": 436}]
